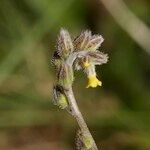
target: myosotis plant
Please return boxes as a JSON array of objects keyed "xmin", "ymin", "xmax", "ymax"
[{"xmin": 52, "ymin": 29, "xmax": 108, "ymax": 149}]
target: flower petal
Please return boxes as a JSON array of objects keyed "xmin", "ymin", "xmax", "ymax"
[{"xmin": 86, "ymin": 75, "xmax": 102, "ymax": 88}]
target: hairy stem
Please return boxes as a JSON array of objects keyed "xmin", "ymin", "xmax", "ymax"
[{"xmin": 65, "ymin": 86, "xmax": 98, "ymax": 149}]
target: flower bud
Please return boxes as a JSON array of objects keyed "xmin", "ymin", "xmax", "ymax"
[
  {"xmin": 53, "ymin": 85, "xmax": 68, "ymax": 109},
  {"xmin": 57, "ymin": 28, "xmax": 73, "ymax": 59}
]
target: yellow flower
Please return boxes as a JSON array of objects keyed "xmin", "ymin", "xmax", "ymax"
[
  {"xmin": 83, "ymin": 60, "xmax": 91, "ymax": 68},
  {"xmin": 86, "ymin": 75, "xmax": 102, "ymax": 88}
]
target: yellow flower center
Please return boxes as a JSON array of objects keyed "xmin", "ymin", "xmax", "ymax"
[
  {"xmin": 86, "ymin": 75, "xmax": 102, "ymax": 88},
  {"xmin": 83, "ymin": 60, "xmax": 91, "ymax": 68}
]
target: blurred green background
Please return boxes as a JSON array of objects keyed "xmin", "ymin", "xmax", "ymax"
[{"xmin": 0, "ymin": 0, "xmax": 150, "ymax": 149}]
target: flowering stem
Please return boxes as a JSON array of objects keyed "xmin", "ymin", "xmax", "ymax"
[
  {"xmin": 52, "ymin": 29, "xmax": 108, "ymax": 149},
  {"xmin": 65, "ymin": 86, "xmax": 98, "ymax": 149}
]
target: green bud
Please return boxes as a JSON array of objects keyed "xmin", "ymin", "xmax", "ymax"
[
  {"xmin": 53, "ymin": 85, "xmax": 68, "ymax": 109},
  {"xmin": 57, "ymin": 93, "xmax": 68, "ymax": 109}
]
